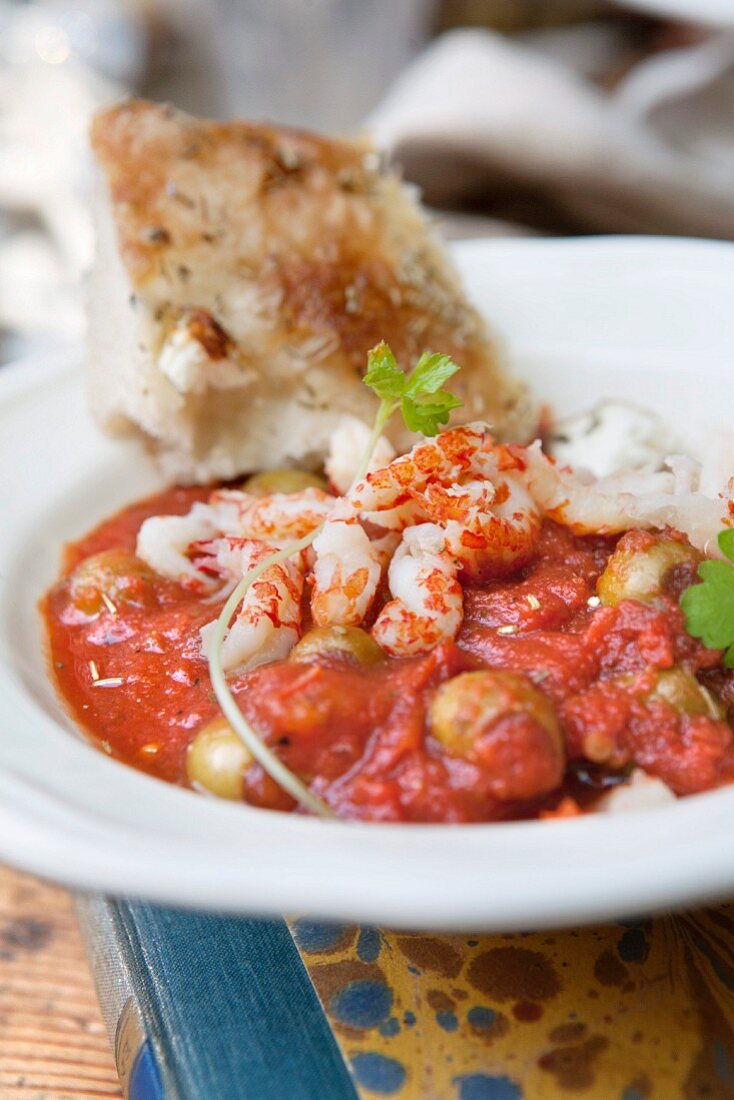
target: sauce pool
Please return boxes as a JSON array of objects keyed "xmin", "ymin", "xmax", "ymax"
[{"xmin": 43, "ymin": 487, "xmax": 734, "ymax": 822}]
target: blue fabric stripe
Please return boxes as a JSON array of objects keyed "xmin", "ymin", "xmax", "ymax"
[
  {"xmin": 128, "ymin": 1040, "xmax": 165, "ymax": 1100},
  {"xmin": 113, "ymin": 901, "xmax": 358, "ymax": 1100}
]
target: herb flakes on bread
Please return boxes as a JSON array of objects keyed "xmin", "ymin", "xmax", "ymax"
[{"xmin": 88, "ymin": 99, "xmax": 535, "ymax": 482}]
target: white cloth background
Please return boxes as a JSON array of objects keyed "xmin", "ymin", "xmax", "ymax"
[{"xmin": 369, "ymin": 28, "xmax": 734, "ymax": 238}]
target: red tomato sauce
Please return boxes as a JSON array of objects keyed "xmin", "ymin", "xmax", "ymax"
[{"xmin": 43, "ymin": 488, "xmax": 734, "ymax": 823}]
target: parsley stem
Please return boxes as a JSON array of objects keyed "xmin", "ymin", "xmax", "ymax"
[
  {"xmin": 351, "ymin": 399, "xmax": 395, "ymax": 487},
  {"xmin": 208, "ymin": 533, "xmax": 335, "ymax": 817},
  {"xmin": 206, "ymin": 401, "xmax": 391, "ymax": 817}
]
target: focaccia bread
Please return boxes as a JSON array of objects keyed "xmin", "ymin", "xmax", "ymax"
[{"xmin": 88, "ymin": 99, "xmax": 535, "ymax": 482}]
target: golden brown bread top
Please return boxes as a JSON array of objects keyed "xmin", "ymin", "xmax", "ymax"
[
  {"xmin": 88, "ymin": 99, "xmax": 535, "ymax": 481},
  {"xmin": 90, "ymin": 100, "xmax": 495, "ymax": 388},
  {"xmin": 90, "ymin": 100, "xmax": 378, "ymax": 283}
]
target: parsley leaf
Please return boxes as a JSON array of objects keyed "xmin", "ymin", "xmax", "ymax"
[
  {"xmin": 362, "ymin": 341, "xmax": 406, "ymax": 400},
  {"xmin": 363, "ymin": 342, "xmax": 463, "ymax": 438},
  {"xmin": 719, "ymin": 527, "xmax": 734, "ymax": 564},
  {"xmin": 680, "ymin": 528, "xmax": 734, "ymax": 668},
  {"xmin": 401, "ymin": 391, "xmax": 463, "ymax": 435},
  {"xmin": 404, "ymin": 351, "xmax": 461, "ymax": 398}
]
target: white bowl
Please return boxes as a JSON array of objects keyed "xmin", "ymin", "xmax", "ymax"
[{"xmin": 1, "ymin": 236, "xmax": 733, "ymax": 930}]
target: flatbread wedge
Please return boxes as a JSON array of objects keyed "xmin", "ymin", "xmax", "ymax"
[{"xmin": 88, "ymin": 99, "xmax": 536, "ymax": 482}]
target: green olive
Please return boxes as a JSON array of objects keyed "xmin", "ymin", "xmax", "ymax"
[
  {"xmin": 647, "ymin": 667, "xmax": 723, "ymax": 720},
  {"xmin": 186, "ymin": 717, "xmax": 252, "ymax": 800},
  {"xmin": 290, "ymin": 625, "xmax": 386, "ymax": 667},
  {"xmin": 242, "ymin": 469, "xmax": 328, "ymax": 497},
  {"xmin": 429, "ymin": 670, "xmax": 562, "ymax": 761},
  {"xmin": 597, "ymin": 537, "xmax": 700, "ymax": 607},
  {"xmin": 68, "ymin": 551, "xmax": 156, "ymax": 617}
]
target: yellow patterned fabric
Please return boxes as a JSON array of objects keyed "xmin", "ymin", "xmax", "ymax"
[{"xmin": 289, "ymin": 906, "xmax": 734, "ymax": 1099}]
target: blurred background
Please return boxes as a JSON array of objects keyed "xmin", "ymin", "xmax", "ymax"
[{"xmin": 2, "ymin": 0, "xmax": 734, "ymax": 363}]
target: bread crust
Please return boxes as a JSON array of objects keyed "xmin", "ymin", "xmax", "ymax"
[{"xmin": 88, "ymin": 99, "xmax": 535, "ymax": 481}]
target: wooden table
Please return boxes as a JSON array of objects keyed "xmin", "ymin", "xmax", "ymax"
[{"xmin": 0, "ymin": 865, "xmax": 121, "ymax": 1099}]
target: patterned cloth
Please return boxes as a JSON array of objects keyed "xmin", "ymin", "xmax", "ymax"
[{"xmin": 289, "ymin": 909, "xmax": 734, "ymax": 1098}]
